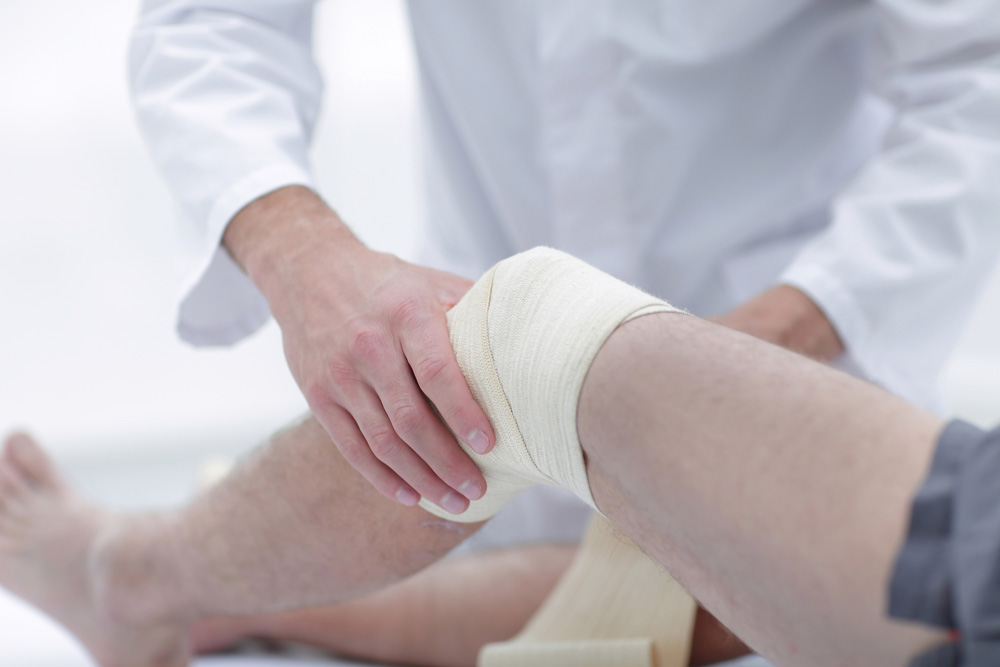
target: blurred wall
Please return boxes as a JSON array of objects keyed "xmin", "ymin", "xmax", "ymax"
[{"xmin": 1, "ymin": 1, "xmax": 998, "ymax": 464}]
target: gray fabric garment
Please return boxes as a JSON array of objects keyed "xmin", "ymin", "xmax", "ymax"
[{"xmin": 889, "ymin": 420, "xmax": 1000, "ymax": 666}]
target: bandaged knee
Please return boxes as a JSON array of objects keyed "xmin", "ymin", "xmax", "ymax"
[{"xmin": 419, "ymin": 247, "xmax": 683, "ymax": 522}]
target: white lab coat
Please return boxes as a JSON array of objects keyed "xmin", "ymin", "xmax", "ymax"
[
  {"xmin": 129, "ymin": 0, "xmax": 1000, "ymax": 410},
  {"xmin": 129, "ymin": 0, "xmax": 1000, "ymax": 408}
]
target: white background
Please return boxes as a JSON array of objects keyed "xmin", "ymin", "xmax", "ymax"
[{"xmin": 1, "ymin": 0, "xmax": 999, "ymax": 463}]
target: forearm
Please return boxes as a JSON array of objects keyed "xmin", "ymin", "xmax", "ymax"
[{"xmin": 222, "ymin": 186, "xmax": 364, "ymax": 301}]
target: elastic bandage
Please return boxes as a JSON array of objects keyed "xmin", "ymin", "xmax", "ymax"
[{"xmin": 419, "ymin": 247, "xmax": 683, "ymax": 522}]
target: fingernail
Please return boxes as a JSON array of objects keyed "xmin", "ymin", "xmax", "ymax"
[
  {"xmin": 396, "ymin": 487, "xmax": 420, "ymax": 506},
  {"xmin": 441, "ymin": 491, "xmax": 468, "ymax": 515},
  {"xmin": 459, "ymin": 479, "xmax": 483, "ymax": 501},
  {"xmin": 467, "ymin": 429, "xmax": 491, "ymax": 454}
]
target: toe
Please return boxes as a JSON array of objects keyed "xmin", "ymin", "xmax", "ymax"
[
  {"xmin": 0, "ymin": 461, "xmax": 28, "ymax": 506},
  {"xmin": 3, "ymin": 432, "xmax": 64, "ymax": 491}
]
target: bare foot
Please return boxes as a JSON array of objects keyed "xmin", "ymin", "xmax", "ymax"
[{"xmin": 0, "ymin": 432, "xmax": 190, "ymax": 667}]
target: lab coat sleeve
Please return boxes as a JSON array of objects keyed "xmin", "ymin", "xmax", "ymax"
[
  {"xmin": 781, "ymin": 0, "xmax": 1000, "ymax": 407},
  {"xmin": 129, "ymin": 0, "xmax": 321, "ymax": 346}
]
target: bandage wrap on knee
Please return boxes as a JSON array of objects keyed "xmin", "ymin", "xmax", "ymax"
[{"xmin": 419, "ymin": 247, "xmax": 683, "ymax": 522}]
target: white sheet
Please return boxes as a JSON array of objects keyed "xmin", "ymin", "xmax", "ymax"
[{"xmin": 196, "ymin": 658, "xmax": 369, "ymax": 667}]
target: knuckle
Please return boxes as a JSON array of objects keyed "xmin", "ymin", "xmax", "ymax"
[
  {"xmin": 368, "ymin": 429, "xmax": 399, "ymax": 460},
  {"xmin": 304, "ymin": 381, "xmax": 333, "ymax": 409},
  {"xmin": 326, "ymin": 357, "xmax": 358, "ymax": 388},
  {"xmin": 348, "ymin": 327, "xmax": 386, "ymax": 364},
  {"xmin": 414, "ymin": 354, "xmax": 449, "ymax": 386},
  {"xmin": 390, "ymin": 297, "xmax": 426, "ymax": 329},
  {"xmin": 391, "ymin": 403, "xmax": 424, "ymax": 437}
]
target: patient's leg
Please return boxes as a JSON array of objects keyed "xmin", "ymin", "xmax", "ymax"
[
  {"xmin": 579, "ymin": 312, "xmax": 948, "ymax": 666},
  {"xmin": 192, "ymin": 544, "xmax": 577, "ymax": 667},
  {"xmin": 118, "ymin": 417, "xmax": 483, "ymax": 616},
  {"xmin": 0, "ymin": 418, "xmax": 482, "ymax": 666},
  {"xmin": 191, "ymin": 545, "xmax": 749, "ymax": 667}
]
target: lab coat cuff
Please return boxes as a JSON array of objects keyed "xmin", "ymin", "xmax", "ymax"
[{"xmin": 176, "ymin": 163, "xmax": 315, "ymax": 347}]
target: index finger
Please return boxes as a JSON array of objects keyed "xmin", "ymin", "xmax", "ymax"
[{"xmin": 401, "ymin": 313, "xmax": 495, "ymax": 456}]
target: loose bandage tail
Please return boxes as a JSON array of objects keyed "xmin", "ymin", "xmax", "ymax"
[
  {"xmin": 479, "ymin": 514, "xmax": 697, "ymax": 667},
  {"xmin": 419, "ymin": 247, "xmax": 683, "ymax": 522}
]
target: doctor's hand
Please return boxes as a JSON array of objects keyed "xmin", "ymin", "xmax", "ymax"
[
  {"xmin": 710, "ymin": 285, "xmax": 844, "ymax": 362},
  {"xmin": 223, "ymin": 186, "xmax": 494, "ymax": 514}
]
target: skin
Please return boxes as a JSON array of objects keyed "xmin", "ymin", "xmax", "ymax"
[
  {"xmin": 190, "ymin": 545, "xmax": 581, "ymax": 667},
  {"xmin": 223, "ymin": 186, "xmax": 495, "ymax": 513},
  {"xmin": 711, "ymin": 284, "xmax": 845, "ymax": 363},
  {"xmin": 0, "ymin": 305, "xmax": 946, "ymax": 666},
  {"xmin": 581, "ymin": 313, "xmax": 944, "ymax": 665}
]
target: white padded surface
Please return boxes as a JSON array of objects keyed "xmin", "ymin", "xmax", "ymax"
[
  {"xmin": 0, "ymin": 589, "xmax": 372, "ymax": 667},
  {"xmin": 717, "ymin": 658, "xmax": 774, "ymax": 667},
  {"xmin": 196, "ymin": 659, "xmax": 369, "ymax": 667}
]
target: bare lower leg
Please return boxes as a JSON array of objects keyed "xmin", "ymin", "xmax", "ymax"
[
  {"xmin": 108, "ymin": 416, "xmax": 482, "ymax": 619},
  {"xmin": 0, "ymin": 417, "xmax": 482, "ymax": 667},
  {"xmin": 193, "ymin": 544, "xmax": 577, "ymax": 667},
  {"xmin": 193, "ymin": 544, "xmax": 749, "ymax": 667},
  {"xmin": 579, "ymin": 313, "xmax": 947, "ymax": 666}
]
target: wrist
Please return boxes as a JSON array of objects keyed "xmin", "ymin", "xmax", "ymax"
[
  {"xmin": 716, "ymin": 285, "xmax": 845, "ymax": 362},
  {"xmin": 772, "ymin": 285, "xmax": 845, "ymax": 361},
  {"xmin": 223, "ymin": 186, "xmax": 366, "ymax": 299}
]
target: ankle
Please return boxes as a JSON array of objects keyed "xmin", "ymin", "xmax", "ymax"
[{"xmin": 89, "ymin": 515, "xmax": 193, "ymax": 627}]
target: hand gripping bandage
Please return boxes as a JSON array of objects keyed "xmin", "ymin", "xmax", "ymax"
[{"xmin": 419, "ymin": 247, "xmax": 683, "ymax": 522}]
